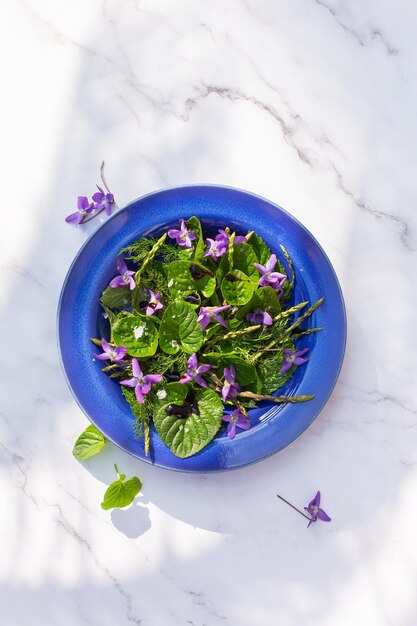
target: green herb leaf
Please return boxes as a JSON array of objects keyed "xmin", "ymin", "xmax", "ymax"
[
  {"xmin": 187, "ymin": 216, "xmax": 205, "ymax": 260},
  {"xmin": 159, "ymin": 301, "xmax": 204, "ymax": 354},
  {"xmin": 234, "ymin": 286, "xmax": 282, "ymax": 323},
  {"xmin": 221, "ymin": 269, "xmax": 255, "ymax": 305},
  {"xmin": 112, "ymin": 314, "xmax": 158, "ymax": 358},
  {"xmin": 248, "ymin": 232, "xmax": 271, "ymax": 265},
  {"xmin": 167, "ymin": 261, "xmax": 216, "ymax": 298},
  {"xmin": 257, "ymin": 349, "xmax": 295, "ymax": 394},
  {"xmin": 101, "ymin": 465, "xmax": 142, "ymax": 510},
  {"xmin": 101, "ymin": 285, "xmax": 131, "ymax": 309},
  {"xmin": 73, "ymin": 425, "xmax": 107, "ymax": 461},
  {"xmin": 233, "ymin": 243, "xmax": 259, "ymax": 283},
  {"xmin": 203, "ymin": 353, "xmax": 257, "ymax": 386},
  {"xmin": 153, "ymin": 384, "xmax": 223, "ymax": 458}
]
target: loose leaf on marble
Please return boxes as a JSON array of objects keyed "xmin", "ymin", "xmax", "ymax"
[
  {"xmin": 187, "ymin": 216, "xmax": 205, "ymax": 260},
  {"xmin": 73, "ymin": 425, "xmax": 107, "ymax": 461},
  {"xmin": 112, "ymin": 314, "xmax": 158, "ymax": 358},
  {"xmin": 221, "ymin": 269, "xmax": 255, "ymax": 305},
  {"xmin": 100, "ymin": 284, "xmax": 131, "ymax": 309},
  {"xmin": 101, "ymin": 465, "xmax": 142, "ymax": 510},
  {"xmin": 167, "ymin": 260, "xmax": 216, "ymax": 298},
  {"xmin": 153, "ymin": 383, "xmax": 223, "ymax": 458},
  {"xmin": 159, "ymin": 301, "xmax": 204, "ymax": 354}
]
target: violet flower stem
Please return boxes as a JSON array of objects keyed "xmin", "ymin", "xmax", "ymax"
[
  {"xmin": 277, "ymin": 494, "xmax": 310, "ymax": 520},
  {"xmin": 100, "ymin": 160, "xmax": 112, "ymax": 194}
]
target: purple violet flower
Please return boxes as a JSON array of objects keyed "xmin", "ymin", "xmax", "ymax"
[
  {"xmin": 221, "ymin": 365, "xmax": 241, "ymax": 401},
  {"xmin": 254, "ymin": 254, "xmax": 287, "ymax": 293},
  {"xmin": 92, "ymin": 185, "xmax": 114, "ymax": 216},
  {"xmin": 222, "ymin": 409, "xmax": 251, "ymax": 439},
  {"xmin": 304, "ymin": 491, "xmax": 332, "ymax": 528},
  {"xmin": 280, "ymin": 348, "xmax": 309, "ymax": 373},
  {"xmin": 197, "ymin": 305, "xmax": 231, "ymax": 331},
  {"xmin": 109, "ymin": 259, "xmax": 136, "ymax": 290},
  {"xmin": 93, "ymin": 338, "xmax": 126, "ymax": 363},
  {"xmin": 120, "ymin": 358, "xmax": 163, "ymax": 404},
  {"xmin": 203, "ymin": 238, "xmax": 227, "ymax": 259},
  {"xmin": 180, "ymin": 353, "xmax": 212, "ymax": 388},
  {"xmin": 246, "ymin": 309, "xmax": 273, "ymax": 326},
  {"xmin": 167, "ymin": 220, "xmax": 197, "ymax": 248},
  {"xmin": 65, "ymin": 196, "xmax": 94, "ymax": 225},
  {"xmin": 216, "ymin": 229, "xmax": 247, "ymax": 246},
  {"xmin": 145, "ymin": 289, "xmax": 163, "ymax": 316}
]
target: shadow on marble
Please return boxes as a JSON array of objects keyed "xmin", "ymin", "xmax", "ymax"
[{"xmin": 111, "ymin": 500, "xmax": 151, "ymax": 539}]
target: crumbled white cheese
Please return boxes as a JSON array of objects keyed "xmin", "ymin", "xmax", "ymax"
[
  {"xmin": 184, "ymin": 427, "xmax": 190, "ymax": 433},
  {"xmin": 134, "ymin": 325, "xmax": 144, "ymax": 339},
  {"xmin": 168, "ymin": 279, "xmax": 174, "ymax": 287},
  {"xmin": 171, "ymin": 340, "xmax": 179, "ymax": 348},
  {"xmin": 178, "ymin": 424, "xmax": 184, "ymax": 431},
  {"xmin": 156, "ymin": 389, "xmax": 167, "ymax": 400}
]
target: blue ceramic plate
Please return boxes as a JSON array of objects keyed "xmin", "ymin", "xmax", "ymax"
[{"xmin": 58, "ymin": 185, "xmax": 346, "ymax": 472}]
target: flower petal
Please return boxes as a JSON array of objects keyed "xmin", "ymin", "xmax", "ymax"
[
  {"xmin": 188, "ymin": 353, "xmax": 198, "ymax": 369},
  {"xmin": 254, "ymin": 262, "xmax": 266, "ymax": 275},
  {"xmin": 77, "ymin": 196, "xmax": 89, "ymax": 210},
  {"xmin": 279, "ymin": 360, "xmax": 292, "ymax": 373},
  {"xmin": 266, "ymin": 254, "xmax": 277, "ymax": 272},
  {"xmin": 135, "ymin": 385, "xmax": 145, "ymax": 403},
  {"xmin": 317, "ymin": 508, "xmax": 331, "ymax": 522},
  {"xmin": 120, "ymin": 378, "xmax": 137, "ymax": 388},
  {"xmin": 101, "ymin": 338, "xmax": 110, "ymax": 352},
  {"xmin": 94, "ymin": 352, "xmax": 109, "ymax": 360},
  {"xmin": 131, "ymin": 358, "xmax": 141, "ymax": 378},
  {"xmin": 116, "ymin": 258, "xmax": 128, "ymax": 275},
  {"xmin": 194, "ymin": 376, "xmax": 208, "ymax": 388},
  {"xmin": 227, "ymin": 423, "xmax": 237, "ymax": 439},
  {"xmin": 144, "ymin": 374, "xmax": 163, "ymax": 385},
  {"xmin": 109, "ymin": 276, "xmax": 126, "ymax": 288},
  {"xmin": 236, "ymin": 416, "xmax": 251, "ymax": 430}
]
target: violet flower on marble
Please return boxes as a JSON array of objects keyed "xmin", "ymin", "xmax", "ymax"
[
  {"xmin": 197, "ymin": 305, "xmax": 231, "ymax": 331},
  {"xmin": 203, "ymin": 237, "xmax": 228, "ymax": 259},
  {"xmin": 92, "ymin": 185, "xmax": 114, "ymax": 216},
  {"xmin": 109, "ymin": 259, "xmax": 136, "ymax": 290},
  {"xmin": 120, "ymin": 358, "xmax": 163, "ymax": 404},
  {"xmin": 304, "ymin": 491, "xmax": 332, "ymax": 528},
  {"xmin": 221, "ymin": 365, "xmax": 241, "ymax": 401},
  {"xmin": 93, "ymin": 338, "xmax": 126, "ymax": 363},
  {"xmin": 246, "ymin": 309, "xmax": 273, "ymax": 326},
  {"xmin": 280, "ymin": 348, "xmax": 309, "ymax": 373},
  {"xmin": 222, "ymin": 409, "xmax": 251, "ymax": 439},
  {"xmin": 180, "ymin": 353, "xmax": 212, "ymax": 388},
  {"xmin": 167, "ymin": 220, "xmax": 197, "ymax": 248},
  {"xmin": 254, "ymin": 254, "xmax": 287, "ymax": 293},
  {"xmin": 65, "ymin": 196, "xmax": 94, "ymax": 225},
  {"xmin": 145, "ymin": 289, "xmax": 163, "ymax": 316}
]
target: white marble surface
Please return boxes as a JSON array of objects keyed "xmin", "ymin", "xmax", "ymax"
[{"xmin": 1, "ymin": 1, "xmax": 417, "ymax": 624}]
